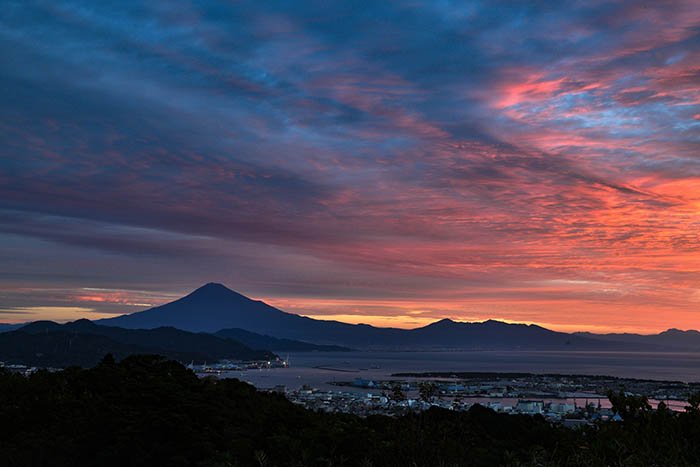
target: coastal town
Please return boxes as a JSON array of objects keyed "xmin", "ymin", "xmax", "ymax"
[
  {"xmin": 5, "ymin": 358, "xmax": 698, "ymax": 426},
  {"xmin": 274, "ymin": 371, "xmax": 699, "ymax": 424}
]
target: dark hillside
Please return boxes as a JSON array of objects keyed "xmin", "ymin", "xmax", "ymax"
[{"xmin": 2, "ymin": 356, "xmax": 700, "ymax": 466}]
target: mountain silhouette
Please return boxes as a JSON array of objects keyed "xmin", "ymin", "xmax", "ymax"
[
  {"xmin": 1, "ymin": 318, "xmax": 276, "ymax": 367},
  {"xmin": 576, "ymin": 328, "xmax": 700, "ymax": 352},
  {"xmin": 101, "ymin": 283, "xmax": 394, "ymax": 346},
  {"xmin": 98, "ymin": 283, "xmax": 668, "ymax": 350}
]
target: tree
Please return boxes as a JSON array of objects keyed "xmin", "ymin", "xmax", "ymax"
[
  {"xmin": 419, "ymin": 382, "xmax": 438, "ymax": 402},
  {"xmin": 389, "ymin": 383, "xmax": 406, "ymax": 402},
  {"xmin": 686, "ymin": 391, "xmax": 700, "ymax": 414},
  {"xmin": 607, "ymin": 389, "xmax": 651, "ymax": 420}
]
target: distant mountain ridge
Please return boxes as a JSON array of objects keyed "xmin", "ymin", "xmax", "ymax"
[
  {"xmin": 576, "ymin": 328, "xmax": 700, "ymax": 352},
  {"xmin": 0, "ymin": 319, "xmax": 276, "ymax": 367},
  {"xmin": 97, "ymin": 283, "xmax": 698, "ymax": 351}
]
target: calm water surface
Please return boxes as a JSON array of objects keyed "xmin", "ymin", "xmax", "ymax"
[{"xmin": 231, "ymin": 350, "xmax": 700, "ymax": 392}]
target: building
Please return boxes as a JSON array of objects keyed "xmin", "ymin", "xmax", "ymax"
[{"xmin": 516, "ymin": 399, "xmax": 544, "ymax": 414}]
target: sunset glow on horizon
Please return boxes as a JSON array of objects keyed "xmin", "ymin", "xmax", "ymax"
[{"xmin": 1, "ymin": 1, "xmax": 699, "ymax": 333}]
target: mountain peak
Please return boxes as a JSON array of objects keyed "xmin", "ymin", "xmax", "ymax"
[
  {"xmin": 65, "ymin": 318, "xmax": 100, "ymax": 330},
  {"xmin": 71, "ymin": 318, "xmax": 95, "ymax": 325},
  {"xmin": 186, "ymin": 283, "xmax": 246, "ymax": 300},
  {"xmin": 422, "ymin": 318, "xmax": 456, "ymax": 329},
  {"xmin": 436, "ymin": 318, "xmax": 456, "ymax": 325},
  {"xmin": 661, "ymin": 328, "xmax": 700, "ymax": 336},
  {"xmin": 482, "ymin": 319, "xmax": 510, "ymax": 326},
  {"xmin": 196, "ymin": 282, "xmax": 231, "ymax": 293},
  {"xmin": 99, "ymin": 282, "xmax": 290, "ymax": 333}
]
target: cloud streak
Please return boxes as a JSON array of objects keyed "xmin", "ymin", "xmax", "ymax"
[{"xmin": 1, "ymin": 0, "xmax": 699, "ymax": 332}]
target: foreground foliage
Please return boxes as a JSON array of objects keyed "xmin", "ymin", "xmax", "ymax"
[{"xmin": 1, "ymin": 355, "xmax": 699, "ymax": 466}]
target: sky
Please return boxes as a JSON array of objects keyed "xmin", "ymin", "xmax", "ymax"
[{"xmin": 1, "ymin": 0, "xmax": 699, "ymax": 333}]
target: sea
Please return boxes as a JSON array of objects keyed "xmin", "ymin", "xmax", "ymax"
[{"xmin": 228, "ymin": 350, "xmax": 700, "ymax": 391}]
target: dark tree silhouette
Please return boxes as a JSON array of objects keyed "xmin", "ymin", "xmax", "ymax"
[
  {"xmin": 389, "ymin": 383, "xmax": 406, "ymax": 402},
  {"xmin": 418, "ymin": 381, "xmax": 438, "ymax": 402},
  {"xmin": 607, "ymin": 389, "xmax": 652, "ymax": 420},
  {"xmin": 2, "ymin": 355, "xmax": 700, "ymax": 466}
]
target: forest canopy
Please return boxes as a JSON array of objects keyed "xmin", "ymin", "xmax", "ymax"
[{"xmin": 1, "ymin": 355, "xmax": 700, "ymax": 467}]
